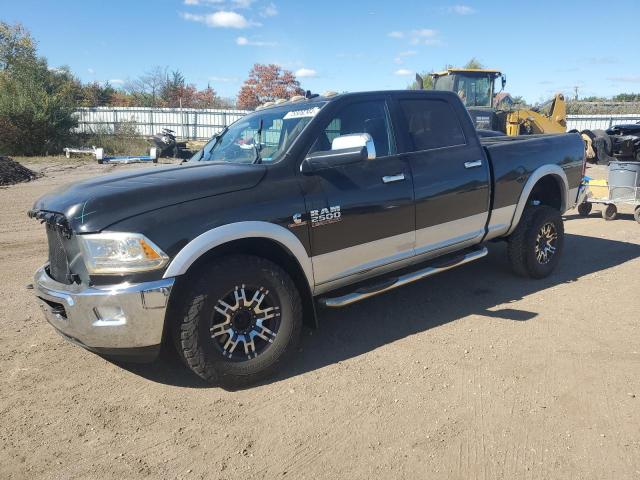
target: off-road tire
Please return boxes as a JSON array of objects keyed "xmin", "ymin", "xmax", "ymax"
[
  {"xmin": 507, "ymin": 206, "xmax": 564, "ymax": 279},
  {"xmin": 173, "ymin": 255, "xmax": 303, "ymax": 388},
  {"xmin": 602, "ymin": 204, "xmax": 617, "ymax": 221},
  {"xmin": 634, "ymin": 206, "xmax": 640, "ymax": 224},
  {"xmin": 577, "ymin": 202, "xmax": 592, "ymax": 217}
]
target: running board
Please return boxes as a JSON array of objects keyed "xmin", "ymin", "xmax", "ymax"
[{"xmin": 318, "ymin": 246, "xmax": 488, "ymax": 308}]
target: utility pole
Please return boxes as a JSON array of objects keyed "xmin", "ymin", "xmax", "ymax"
[{"xmin": 573, "ymin": 86, "xmax": 579, "ymax": 101}]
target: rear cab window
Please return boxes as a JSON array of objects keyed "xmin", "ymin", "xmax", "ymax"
[{"xmin": 398, "ymin": 98, "xmax": 466, "ymax": 152}]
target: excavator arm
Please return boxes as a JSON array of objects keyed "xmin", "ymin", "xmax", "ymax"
[{"xmin": 504, "ymin": 94, "xmax": 567, "ymax": 135}]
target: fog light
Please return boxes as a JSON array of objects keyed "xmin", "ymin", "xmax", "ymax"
[{"xmin": 92, "ymin": 306, "xmax": 126, "ymax": 326}]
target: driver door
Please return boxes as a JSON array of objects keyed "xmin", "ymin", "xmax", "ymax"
[{"xmin": 302, "ymin": 96, "xmax": 415, "ymax": 289}]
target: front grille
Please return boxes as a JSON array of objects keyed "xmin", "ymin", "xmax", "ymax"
[{"xmin": 46, "ymin": 225, "xmax": 72, "ymax": 284}]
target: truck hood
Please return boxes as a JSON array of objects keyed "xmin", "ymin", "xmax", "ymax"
[{"xmin": 30, "ymin": 162, "xmax": 267, "ymax": 233}]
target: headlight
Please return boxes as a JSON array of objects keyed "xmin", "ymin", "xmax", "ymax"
[{"xmin": 78, "ymin": 232, "xmax": 169, "ymax": 274}]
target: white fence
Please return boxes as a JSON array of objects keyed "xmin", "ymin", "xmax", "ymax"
[
  {"xmin": 566, "ymin": 114, "xmax": 640, "ymax": 131},
  {"xmin": 73, "ymin": 107, "xmax": 251, "ymax": 140},
  {"xmin": 74, "ymin": 107, "xmax": 640, "ymax": 140}
]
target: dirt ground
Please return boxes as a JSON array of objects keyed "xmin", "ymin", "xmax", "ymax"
[{"xmin": 1, "ymin": 159, "xmax": 639, "ymax": 480}]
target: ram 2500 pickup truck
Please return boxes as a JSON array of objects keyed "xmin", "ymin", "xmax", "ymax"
[{"xmin": 29, "ymin": 90, "xmax": 585, "ymax": 387}]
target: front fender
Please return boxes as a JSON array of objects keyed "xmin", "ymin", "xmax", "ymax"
[{"xmin": 162, "ymin": 221, "xmax": 315, "ymax": 289}]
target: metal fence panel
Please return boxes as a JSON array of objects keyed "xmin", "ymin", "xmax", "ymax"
[
  {"xmin": 73, "ymin": 107, "xmax": 251, "ymax": 140},
  {"xmin": 74, "ymin": 108, "xmax": 640, "ymax": 140},
  {"xmin": 566, "ymin": 114, "xmax": 640, "ymax": 131}
]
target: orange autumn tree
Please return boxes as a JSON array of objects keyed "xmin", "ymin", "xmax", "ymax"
[{"xmin": 237, "ymin": 63, "xmax": 304, "ymax": 110}]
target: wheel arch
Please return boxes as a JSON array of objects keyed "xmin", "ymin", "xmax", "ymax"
[
  {"xmin": 506, "ymin": 165, "xmax": 568, "ymax": 236},
  {"xmin": 163, "ymin": 222, "xmax": 317, "ymax": 328}
]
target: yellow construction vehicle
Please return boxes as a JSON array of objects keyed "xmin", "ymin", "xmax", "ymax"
[{"xmin": 418, "ymin": 68, "xmax": 567, "ymax": 136}]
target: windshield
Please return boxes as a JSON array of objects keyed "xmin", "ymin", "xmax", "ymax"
[
  {"xmin": 454, "ymin": 74, "xmax": 494, "ymax": 107},
  {"xmin": 191, "ymin": 102, "xmax": 327, "ymax": 164}
]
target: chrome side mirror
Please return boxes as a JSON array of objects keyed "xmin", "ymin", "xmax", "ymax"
[{"xmin": 331, "ymin": 133, "xmax": 376, "ymax": 160}]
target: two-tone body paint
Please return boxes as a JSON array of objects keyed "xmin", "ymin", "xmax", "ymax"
[{"xmin": 30, "ymin": 90, "xmax": 585, "ymax": 298}]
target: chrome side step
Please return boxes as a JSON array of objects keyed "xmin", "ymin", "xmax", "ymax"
[{"xmin": 318, "ymin": 246, "xmax": 488, "ymax": 308}]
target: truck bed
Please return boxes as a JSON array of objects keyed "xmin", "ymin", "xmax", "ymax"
[{"xmin": 482, "ymin": 132, "xmax": 585, "ymax": 216}]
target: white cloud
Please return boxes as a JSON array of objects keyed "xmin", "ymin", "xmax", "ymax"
[
  {"xmin": 87, "ymin": 68, "xmax": 95, "ymax": 75},
  {"xmin": 295, "ymin": 68, "xmax": 318, "ymax": 78},
  {"xmin": 398, "ymin": 50, "xmax": 418, "ymax": 57},
  {"xmin": 394, "ymin": 69, "xmax": 413, "ymax": 76},
  {"xmin": 394, "ymin": 57, "xmax": 403, "ymax": 65},
  {"xmin": 607, "ymin": 75, "xmax": 640, "ymax": 83},
  {"xmin": 233, "ymin": 0, "xmax": 255, "ymax": 8},
  {"xmin": 183, "ymin": 0, "xmax": 225, "ymax": 4},
  {"xmin": 236, "ymin": 36, "xmax": 276, "ymax": 46},
  {"xmin": 180, "ymin": 10, "xmax": 256, "ymax": 28},
  {"xmin": 209, "ymin": 75, "xmax": 238, "ymax": 82},
  {"xmin": 389, "ymin": 28, "xmax": 440, "ymax": 46},
  {"xmin": 261, "ymin": 2, "xmax": 278, "ymax": 17},
  {"xmin": 448, "ymin": 4, "xmax": 475, "ymax": 15},
  {"xmin": 109, "ymin": 79, "xmax": 124, "ymax": 85},
  {"xmin": 581, "ymin": 56, "xmax": 618, "ymax": 65}
]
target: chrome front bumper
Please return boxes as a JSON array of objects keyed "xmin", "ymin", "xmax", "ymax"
[{"xmin": 33, "ymin": 265, "xmax": 174, "ymax": 359}]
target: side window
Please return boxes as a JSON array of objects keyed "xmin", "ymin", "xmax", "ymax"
[
  {"xmin": 399, "ymin": 99, "xmax": 466, "ymax": 151},
  {"xmin": 311, "ymin": 100, "xmax": 395, "ymax": 157}
]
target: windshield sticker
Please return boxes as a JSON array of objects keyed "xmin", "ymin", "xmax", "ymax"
[{"xmin": 283, "ymin": 107, "xmax": 320, "ymax": 120}]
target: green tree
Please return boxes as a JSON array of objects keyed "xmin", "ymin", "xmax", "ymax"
[
  {"xmin": 0, "ymin": 22, "xmax": 78, "ymax": 155},
  {"xmin": 407, "ymin": 72, "xmax": 434, "ymax": 90},
  {"xmin": 80, "ymin": 81, "xmax": 115, "ymax": 107},
  {"xmin": 613, "ymin": 93, "xmax": 640, "ymax": 102},
  {"xmin": 463, "ymin": 57, "xmax": 484, "ymax": 69}
]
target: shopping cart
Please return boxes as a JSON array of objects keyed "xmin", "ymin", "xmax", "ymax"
[{"xmin": 577, "ymin": 162, "xmax": 640, "ymax": 223}]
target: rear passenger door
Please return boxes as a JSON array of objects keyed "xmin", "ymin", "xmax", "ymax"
[{"xmin": 392, "ymin": 93, "xmax": 491, "ymax": 257}]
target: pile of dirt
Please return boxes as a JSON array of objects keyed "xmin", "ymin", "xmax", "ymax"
[{"xmin": 0, "ymin": 157, "xmax": 39, "ymax": 186}]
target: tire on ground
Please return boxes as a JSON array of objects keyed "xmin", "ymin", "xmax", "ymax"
[
  {"xmin": 602, "ymin": 204, "xmax": 617, "ymax": 221},
  {"xmin": 507, "ymin": 205, "xmax": 565, "ymax": 279},
  {"xmin": 577, "ymin": 202, "xmax": 592, "ymax": 217},
  {"xmin": 173, "ymin": 254, "xmax": 303, "ymax": 388}
]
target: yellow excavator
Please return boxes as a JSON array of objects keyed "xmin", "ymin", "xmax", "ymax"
[{"xmin": 418, "ymin": 68, "xmax": 567, "ymax": 136}]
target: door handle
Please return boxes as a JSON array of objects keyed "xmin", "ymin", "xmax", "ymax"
[
  {"xmin": 464, "ymin": 160, "xmax": 483, "ymax": 169},
  {"xmin": 382, "ymin": 173, "xmax": 405, "ymax": 184}
]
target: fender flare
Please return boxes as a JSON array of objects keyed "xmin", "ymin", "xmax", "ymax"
[
  {"xmin": 506, "ymin": 164, "xmax": 569, "ymax": 236},
  {"xmin": 162, "ymin": 221, "xmax": 315, "ymax": 288}
]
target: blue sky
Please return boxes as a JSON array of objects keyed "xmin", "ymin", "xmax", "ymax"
[{"xmin": 3, "ymin": 0, "xmax": 640, "ymax": 103}]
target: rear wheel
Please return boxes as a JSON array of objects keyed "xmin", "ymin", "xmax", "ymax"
[
  {"xmin": 173, "ymin": 255, "xmax": 303, "ymax": 388},
  {"xmin": 602, "ymin": 204, "xmax": 617, "ymax": 221},
  {"xmin": 577, "ymin": 202, "xmax": 592, "ymax": 217},
  {"xmin": 634, "ymin": 206, "xmax": 640, "ymax": 224},
  {"xmin": 507, "ymin": 205, "xmax": 564, "ymax": 279}
]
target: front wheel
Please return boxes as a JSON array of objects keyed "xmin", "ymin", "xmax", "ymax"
[
  {"xmin": 173, "ymin": 255, "xmax": 303, "ymax": 388},
  {"xmin": 507, "ymin": 206, "xmax": 565, "ymax": 279}
]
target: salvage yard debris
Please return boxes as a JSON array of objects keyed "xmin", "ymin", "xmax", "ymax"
[{"xmin": 0, "ymin": 156, "xmax": 39, "ymax": 186}]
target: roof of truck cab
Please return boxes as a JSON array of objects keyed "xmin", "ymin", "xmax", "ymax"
[
  {"xmin": 431, "ymin": 68, "xmax": 502, "ymax": 77},
  {"xmin": 257, "ymin": 89, "xmax": 459, "ymax": 111}
]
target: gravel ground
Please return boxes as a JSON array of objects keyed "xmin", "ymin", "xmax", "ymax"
[{"xmin": 1, "ymin": 160, "xmax": 639, "ymax": 480}]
